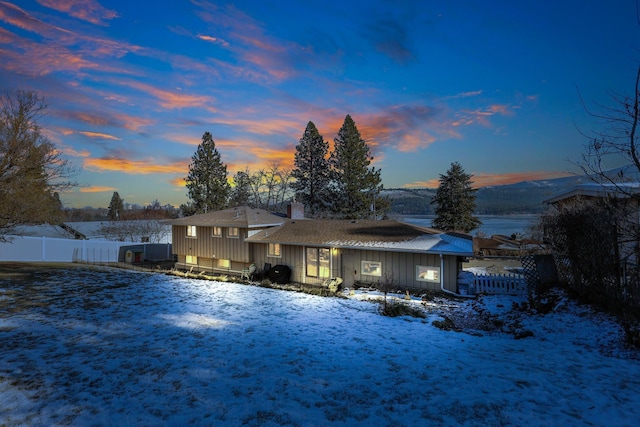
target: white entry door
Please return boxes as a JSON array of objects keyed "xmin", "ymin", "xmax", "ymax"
[{"xmin": 341, "ymin": 253, "xmax": 359, "ymax": 287}]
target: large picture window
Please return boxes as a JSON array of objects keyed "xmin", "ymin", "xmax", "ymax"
[
  {"xmin": 186, "ymin": 255, "xmax": 197, "ymax": 265},
  {"xmin": 217, "ymin": 259, "xmax": 230, "ymax": 268},
  {"xmin": 186, "ymin": 225, "xmax": 197, "ymax": 237},
  {"xmin": 416, "ymin": 265, "xmax": 440, "ymax": 282},
  {"xmin": 361, "ymin": 260, "xmax": 382, "ymax": 277},
  {"xmin": 306, "ymin": 247, "xmax": 330, "ymax": 278}
]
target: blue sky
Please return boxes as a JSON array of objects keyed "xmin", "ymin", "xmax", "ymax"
[{"xmin": 1, "ymin": 0, "xmax": 638, "ymax": 208}]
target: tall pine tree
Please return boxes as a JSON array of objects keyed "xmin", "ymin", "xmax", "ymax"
[
  {"xmin": 108, "ymin": 191, "xmax": 124, "ymax": 221},
  {"xmin": 431, "ymin": 162, "xmax": 481, "ymax": 233},
  {"xmin": 291, "ymin": 121, "xmax": 332, "ymax": 217},
  {"xmin": 229, "ymin": 169, "xmax": 252, "ymax": 207},
  {"xmin": 330, "ymin": 115, "xmax": 385, "ymax": 219},
  {"xmin": 184, "ymin": 131, "xmax": 230, "ymax": 214}
]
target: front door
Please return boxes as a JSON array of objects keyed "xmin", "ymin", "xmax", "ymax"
[{"xmin": 341, "ymin": 253, "xmax": 359, "ymax": 288}]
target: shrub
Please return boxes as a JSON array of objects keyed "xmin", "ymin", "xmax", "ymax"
[
  {"xmin": 379, "ymin": 300, "xmax": 426, "ymax": 318},
  {"xmin": 432, "ymin": 316, "xmax": 459, "ymax": 331}
]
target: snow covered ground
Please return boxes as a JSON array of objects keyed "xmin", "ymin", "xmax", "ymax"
[{"xmin": 1, "ymin": 265, "xmax": 639, "ymax": 426}]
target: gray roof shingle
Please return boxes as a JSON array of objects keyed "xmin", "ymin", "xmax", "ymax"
[
  {"xmin": 168, "ymin": 206, "xmax": 286, "ymax": 228},
  {"xmin": 246, "ymin": 219, "xmax": 473, "ymax": 255}
]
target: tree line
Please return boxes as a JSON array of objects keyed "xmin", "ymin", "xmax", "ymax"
[
  {"xmin": 1, "ymin": 89, "xmax": 482, "ymax": 240},
  {"xmin": 181, "ymin": 115, "xmax": 482, "ymax": 231},
  {"xmin": 182, "ymin": 115, "xmax": 390, "ymax": 220}
]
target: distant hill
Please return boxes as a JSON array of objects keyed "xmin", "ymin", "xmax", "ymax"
[
  {"xmin": 385, "ymin": 166, "xmax": 639, "ymax": 215},
  {"xmin": 381, "ymin": 188, "xmax": 437, "ymax": 215}
]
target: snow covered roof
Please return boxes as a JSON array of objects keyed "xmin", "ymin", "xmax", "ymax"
[
  {"xmin": 246, "ymin": 219, "xmax": 473, "ymax": 256},
  {"xmin": 6, "ymin": 224, "xmax": 77, "ymax": 239},
  {"xmin": 63, "ymin": 220, "xmax": 172, "ymax": 240},
  {"xmin": 168, "ymin": 206, "xmax": 285, "ymax": 228},
  {"xmin": 544, "ymin": 182, "xmax": 640, "ymax": 204}
]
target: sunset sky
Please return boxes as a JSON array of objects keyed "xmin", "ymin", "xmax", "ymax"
[{"xmin": 1, "ymin": 1, "xmax": 638, "ymax": 208}]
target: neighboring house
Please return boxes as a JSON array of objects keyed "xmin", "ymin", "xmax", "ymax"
[
  {"xmin": 544, "ymin": 182, "xmax": 640, "ymax": 264},
  {"xmin": 474, "ymin": 235, "xmax": 545, "ymax": 257},
  {"xmin": 544, "ymin": 183, "xmax": 640, "ymax": 209},
  {"xmin": 169, "ymin": 205, "xmax": 473, "ymax": 294},
  {"xmin": 5, "ymin": 224, "xmax": 79, "ymax": 239},
  {"xmin": 65, "ymin": 220, "xmax": 172, "ymax": 243},
  {"xmin": 5, "ymin": 221, "xmax": 172, "ymax": 243}
]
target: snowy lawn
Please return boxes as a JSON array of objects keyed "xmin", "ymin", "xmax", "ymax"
[{"xmin": 1, "ymin": 265, "xmax": 639, "ymax": 426}]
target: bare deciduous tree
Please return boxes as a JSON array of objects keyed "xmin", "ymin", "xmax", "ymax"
[
  {"xmin": 0, "ymin": 90, "xmax": 75, "ymax": 240},
  {"xmin": 578, "ymin": 66, "xmax": 640, "ymax": 189}
]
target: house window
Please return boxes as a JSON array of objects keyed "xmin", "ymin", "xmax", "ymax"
[
  {"xmin": 228, "ymin": 227, "xmax": 239, "ymax": 238},
  {"xmin": 212, "ymin": 227, "xmax": 222, "ymax": 237},
  {"xmin": 268, "ymin": 243, "xmax": 281, "ymax": 257},
  {"xmin": 217, "ymin": 259, "xmax": 230, "ymax": 268},
  {"xmin": 186, "ymin": 255, "xmax": 197, "ymax": 265},
  {"xmin": 361, "ymin": 260, "xmax": 382, "ymax": 277},
  {"xmin": 416, "ymin": 265, "xmax": 440, "ymax": 282},
  {"xmin": 186, "ymin": 225, "xmax": 197, "ymax": 237},
  {"xmin": 306, "ymin": 247, "xmax": 330, "ymax": 278}
]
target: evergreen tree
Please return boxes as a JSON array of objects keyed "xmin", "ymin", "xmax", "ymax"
[
  {"xmin": 330, "ymin": 115, "xmax": 385, "ymax": 219},
  {"xmin": 430, "ymin": 162, "xmax": 482, "ymax": 233},
  {"xmin": 108, "ymin": 191, "xmax": 124, "ymax": 221},
  {"xmin": 229, "ymin": 169, "xmax": 252, "ymax": 207},
  {"xmin": 291, "ymin": 121, "xmax": 332, "ymax": 216},
  {"xmin": 184, "ymin": 131, "xmax": 230, "ymax": 214}
]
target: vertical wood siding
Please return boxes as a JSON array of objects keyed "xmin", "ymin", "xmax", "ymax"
[
  {"xmin": 172, "ymin": 225, "xmax": 250, "ymax": 263},
  {"xmin": 251, "ymin": 243, "xmax": 461, "ymax": 291},
  {"xmin": 174, "ymin": 225, "xmax": 463, "ymax": 292}
]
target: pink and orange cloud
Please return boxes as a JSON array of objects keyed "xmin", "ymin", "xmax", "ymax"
[
  {"xmin": 404, "ymin": 171, "xmax": 573, "ymax": 189},
  {"xmin": 84, "ymin": 157, "xmax": 187, "ymax": 175},
  {"xmin": 37, "ymin": 0, "xmax": 118, "ymax": 26},
  {"xmin": 198, "ymin": 34, "xmax": 229, "ymax": 47},
  {"xmin": 119, "ymin": 80, "xmax": 215, "ymax": 111},
  {"xmin": 77, "ymin": 131, "xmax": 121, "ymax": 140},
  {"xmin": 79, "ymin": 185, "xmax": 117, "ymax": 193}
]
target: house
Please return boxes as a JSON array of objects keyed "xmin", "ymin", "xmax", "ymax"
[
  {"xmin": 544, "ymin": 182, "xmax": 640, "ymax": 265},
  {"xmin": 169, "ymin": 206, "xmax": 286, "ymax": 275},
  {"xmin": 169, "ymin": 205, "xmax": 474, "ymax": 294},
  {"xmin": 474, "ymin": 234, "xmax": 545, "ymax": 257},
  {"xmin": 544, "ymin": 182, "xmax": 640, "ymax": 209},
  {"xmin": 65, "ymin": 220, "xmax": 172, "ymax": 243}
]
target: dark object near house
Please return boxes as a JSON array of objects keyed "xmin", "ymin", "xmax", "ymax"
[
  {"xmin": 268, "ymin": 264, "xmax": 291, "ymax": 284},
  {"xmin": 255, "ymin": 263, "xmax": 272, "ymax": 281}
]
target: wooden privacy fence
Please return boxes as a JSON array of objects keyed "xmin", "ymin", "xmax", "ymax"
[{"xmin": 473, "ymin": 273, "xmax": 528, "ymax": 295}]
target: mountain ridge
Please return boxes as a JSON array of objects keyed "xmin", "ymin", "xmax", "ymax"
[{"xmin": 385, "ymin": 166, "xmax": 638, "ymax": 215}]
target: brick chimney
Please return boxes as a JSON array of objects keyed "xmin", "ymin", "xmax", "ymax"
[{"xmin": 287, "ymin": 202, "xmax": 305, "ymax": 219}]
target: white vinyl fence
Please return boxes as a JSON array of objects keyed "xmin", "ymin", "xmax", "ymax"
[
  {"xmin": 0, "ymin": 236, "xmax": 127, "ymax": 263},
  {"xmin": 473, "ymin": 273, "xmax": 528, "ymax": 295}
]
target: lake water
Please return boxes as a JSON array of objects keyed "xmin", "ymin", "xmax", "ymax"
[{"xmin": 399, "ymin": 214, "xmax": 539, "ymax": 237}]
